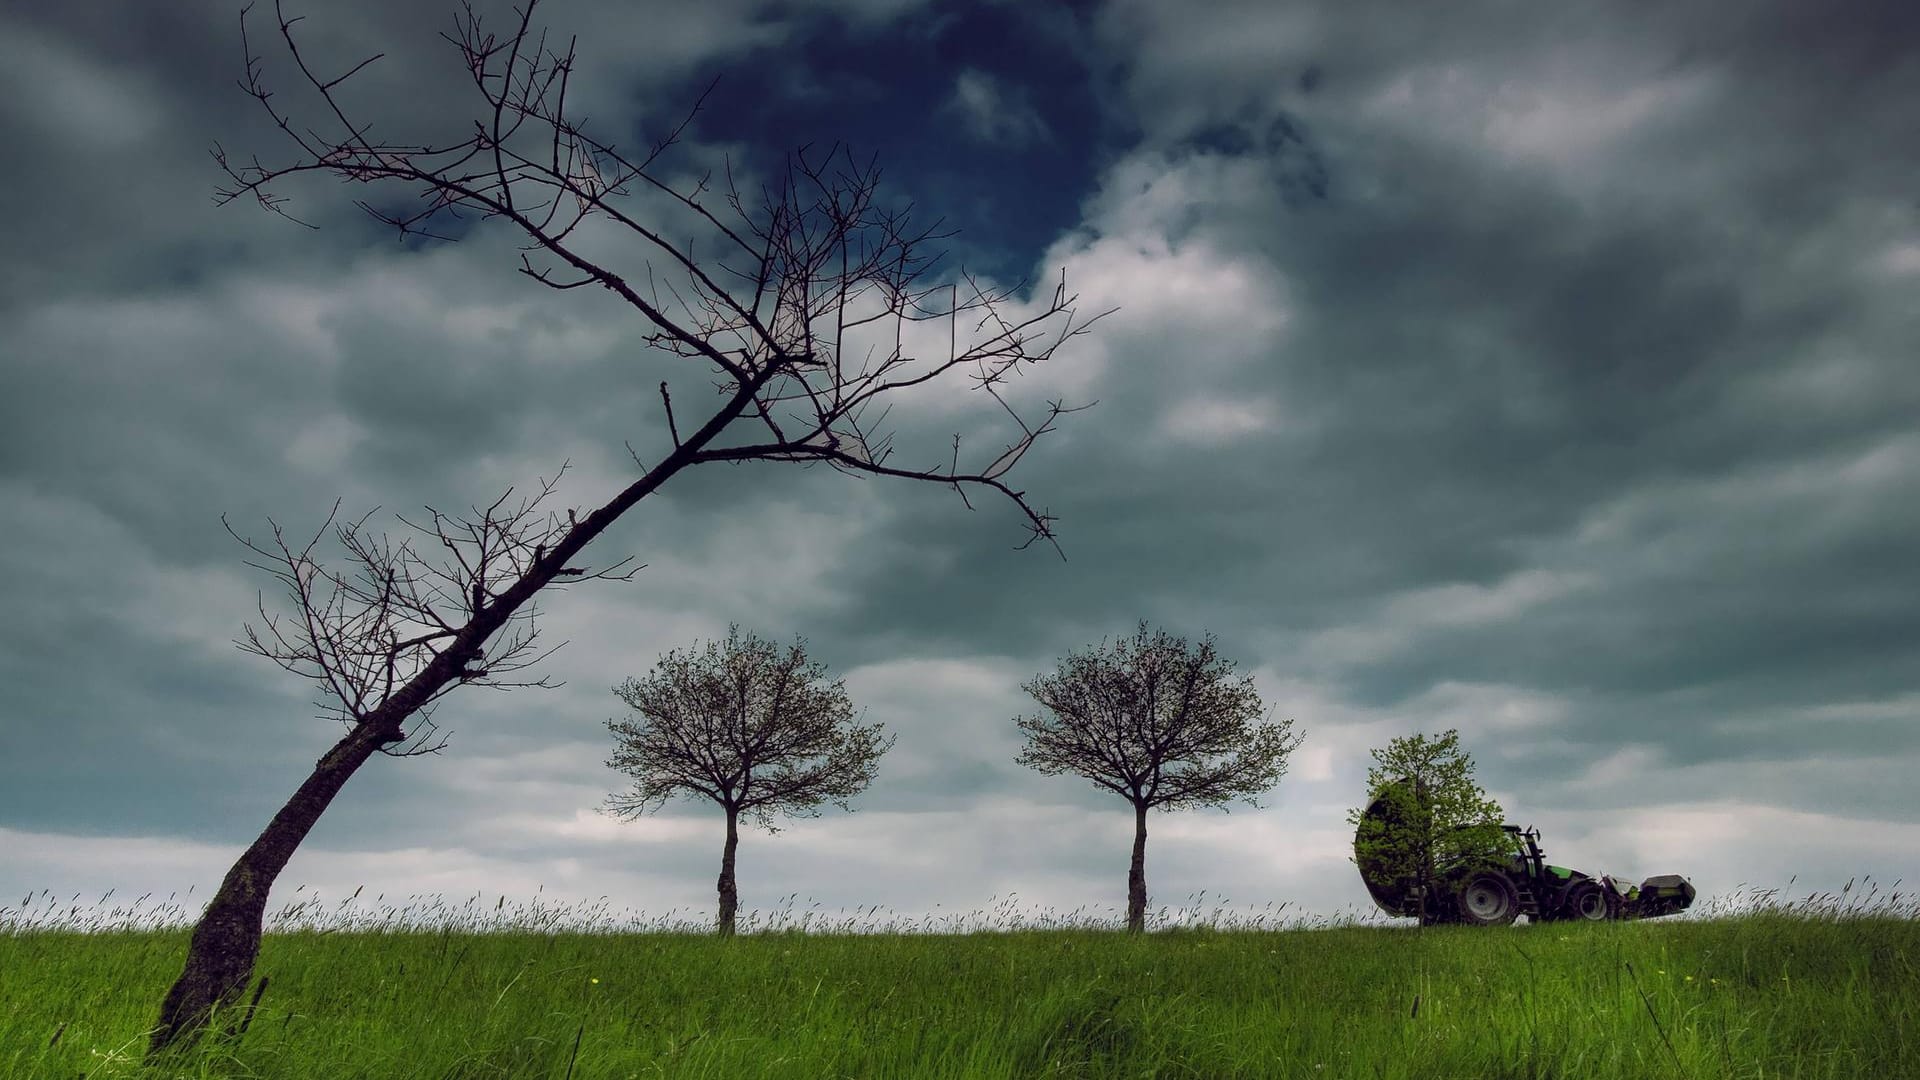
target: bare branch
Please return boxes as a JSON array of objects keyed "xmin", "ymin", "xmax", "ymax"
[
  {"xmin": 212, "ymin": 2, "xmax": 1110, "ymax": 562},
  {"xmin": 232, "ymin": 464, "xmax": 610, "ymax": 732},
  {"xmin": 660, "ymin": 380, "xmax": 681, "ymax": 448}
]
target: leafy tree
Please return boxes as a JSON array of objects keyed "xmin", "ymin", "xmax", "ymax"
[
  {"xmin": 1348, "ymin": 729, "xmax": 1507, "ymax": 925},
  {"xmin": 1015, "ymin": 623, "xmax": 1303, "ymax": 933},
  {"xmin": 603, "ymin": 627, "xmax": 893, "ymax": 936},
  {"xmin": 152, "ymin": 0, "xmax": 1109, "ymax": 1054}
]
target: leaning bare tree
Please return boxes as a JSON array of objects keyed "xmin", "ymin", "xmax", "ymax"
[
  {"xmin": 1014, "ymin": 623, "xmax": 1302, "ymax": 933},
  {"xmin": 152, "ymin": 0, "xmax": 1110, "ymax": 1055},
  {"xmin": 604, "ymin": 626, "xmax": 893, "ymax": 936}
]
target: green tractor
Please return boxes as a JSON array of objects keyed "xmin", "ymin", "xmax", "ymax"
[{"xmin": 1355, "ymin": 785, "xmax": 1695, "ymax": 926}]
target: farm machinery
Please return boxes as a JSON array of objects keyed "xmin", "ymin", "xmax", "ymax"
[{"xmin": 1355, "ymin": 785, "xmax": 1695, "ymax": 926}]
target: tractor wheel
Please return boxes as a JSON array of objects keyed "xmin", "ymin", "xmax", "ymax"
[
  {"xmin": 1561, "ymin": 880, "xmax": 1619, "ymax": 922},
  {"xmin": 1456, "ymin": 872, "xmax": 1520, "ymax": 926}
]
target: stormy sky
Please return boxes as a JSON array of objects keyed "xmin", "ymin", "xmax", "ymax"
[{"xmin": 3, "ymin": 0, "xmax": 1917, "ymax": 930}]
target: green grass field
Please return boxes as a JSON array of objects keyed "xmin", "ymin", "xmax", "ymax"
[{"xmin": 3, "ymin": 885, "xmax": 1915, "ymax": 1079}]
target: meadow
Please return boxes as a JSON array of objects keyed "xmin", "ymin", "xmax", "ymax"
[{"xmin": 2, "ymin": 882, "xmax": 1914, "ymax": 1079}]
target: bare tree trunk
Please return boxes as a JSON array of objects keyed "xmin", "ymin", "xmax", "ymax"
[
  {"xmin": 1127, "ymin": 801, "xmax": 1149, "ymax": 933},
  {"xmin": 149, "ymin": 722, "xmax": 387, "ymax": 1054},
  {"xmin": 717, "ymin": 806, "xmax": 740, "ymax": 937}
]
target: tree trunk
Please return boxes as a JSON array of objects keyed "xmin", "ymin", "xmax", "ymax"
[
  {"xmin": 1126, "ymin": 801, "xmax": 1149, "ymax": 933},
  {"xmin": 148, "ymin": 722, "xmax": 387, "ymax": 1056},
  {"xmin": 717, "ymin": 805, "xmax": 740, "ymax": 937}
]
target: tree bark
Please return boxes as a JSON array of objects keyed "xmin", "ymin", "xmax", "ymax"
[
  {"xmin": 717, "ymin": 805, "xmax": 740, "ymax": 937},
  {"xmin": 1127, "ymin": 801, "xmax": 1149, "ymax": 933},
  {"xmin": 148, "ymin": 721, "xmax": 387, "ymax": 1055}
]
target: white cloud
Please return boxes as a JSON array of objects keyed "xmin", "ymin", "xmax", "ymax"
[
  {"xmin": 1480, "ymin": 70, "xmax": 1718, "ymax": 169},
  {"xmin": 1574, "ymin": 744, "xmax": 1666, "ymax": 791},
  {"xmin": 793, "ymin": 140, "xmax": 1303, "ymax": 462},
  {"xmin": 0, "ymin": 25, "xmax": 167, "ymax": 151},
  {"xmin": 945, "ymin": 69, "xmax": 1051, "ymax": 147},
  {"xmin": 1798, "ymin": 692, "xmax": 1920, "ymax": 724},
  {"xmin": 1014, "ymin": 232, "xmax": 1287, "ymax": 401},
  {"xmin": 1529, "ymin": 801, "xmax": 1920, "ymax": 909},
  {"xmin": 621, "ymin": 493, "xmax": 886, "ymax": 618},
  {"xmin": 0, "ymin": 485, "xmax": 268, "ymax": 670},
  {"xmin": 1092, "ymin": 0, "xmax": 1325, "ymax": 143},
  {"xmin": 519, "ymin": 806, "xmax": 710, "ymax": 847},
  {"xmin": 1293, "ymin": 743, "xmax": 1335, "ymax": 782},
  {"xmin": 1303, "ymin": 569, "xmax": 1596, "ymax": 670},
  {"xmin": 1055, "ymin": 155, "xmax": 1292, "ymax": 340},
  {"xmin": 1571, "ymin": 433, "xmax": 1920, "ymax": 561},
  {"xmin": 1384, "ymin": 570, "xmax": 1595, "ymax": 627},
  {"xmin": 1881, "ymin": 243, "xmax": 1920, "ymax": 275},
  {"xmin": 1160, "ymin": 395, "xmax": 1283, "ymax": 444},
  {"xmin": 284, "ymin": 414, "xmax": 368, "ymax": 475},
  {"xmin": 1397, "ymin": 681, "xmax": 1569, "ymax": 740}
]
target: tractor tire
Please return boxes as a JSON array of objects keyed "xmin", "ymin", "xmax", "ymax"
[
  {"xmin": 1561, "ymin": 880, "xmax": 1619, "ymax": 922},
  {"xmin": 1456, "ymin": 872, "xmax": 1520, "ymax": 926}
]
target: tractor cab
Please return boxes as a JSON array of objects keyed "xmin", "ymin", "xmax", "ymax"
[
  {"xmin": 1498, "ymin": 824, "xmax": 1601, "ymax": 920},
  {"xmin": 1504, "ymin": 824, "xmax": 1545, "ymax": 879}
]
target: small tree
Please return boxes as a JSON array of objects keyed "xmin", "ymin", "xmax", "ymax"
[
  {"xmin": 1348, "ymin": 729, "xmax": 1507, "ymax": 925},
  {"xmin": 1014, "ymin": 623, "xmax": 1303, "ymax": 933},
  {"xmin": 604, "ymin": 626, "xmax": 893, "ymax": 936}
]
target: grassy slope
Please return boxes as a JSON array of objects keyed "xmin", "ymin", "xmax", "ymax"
[{"xmin": 3, "ymin": 914, "xmax": 1915, "ymax": 1079}]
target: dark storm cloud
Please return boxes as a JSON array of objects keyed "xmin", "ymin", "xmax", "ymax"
[{"xmin": 672, "ymin": 0, "xmax": 1117, "ymax": 285}]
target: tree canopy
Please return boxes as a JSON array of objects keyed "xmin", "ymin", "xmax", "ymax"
[
  {"xmin": 605, "ymin": 626, "xmax": 892, "ymax": 830},
  {"xmin": 1016, "ymin": 623, "xmax": 1300, "ymax": 811},
  {"xmin": 1349, "ymin": 729, "xmax": 1507, "ymax": 923}
]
